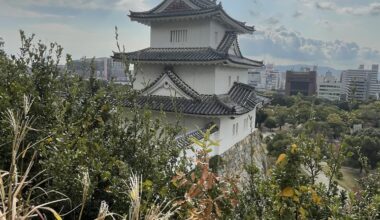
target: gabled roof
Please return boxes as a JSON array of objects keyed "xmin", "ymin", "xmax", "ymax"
[
  {"xmin": 129, "ymin": 1, "xmax": 254, "ymax": 34},
  {"xmin": 142, "ymin": 70, "xmax": 202, "ymax": 101},
  {"xmin": 129, "ymin": 71, "xmax": 261, "ymax": 116}
]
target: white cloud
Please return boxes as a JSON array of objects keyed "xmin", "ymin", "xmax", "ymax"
[
  {"xmin": 0, "ymin": 0, "xmax": 150, "ymax": 12},
  {"xmin": 239, "ymin": 25, "xmax": 380, "ymax": 68},
  {"xmin": 304, "ymin": 0, "xmax": 380, "ymax": 16},
  {"xmin": 0, "ymin": 2, "xmax": 69, "ymax": 18}
]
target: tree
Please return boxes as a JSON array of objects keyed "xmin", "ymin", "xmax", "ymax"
[
  {"xmin": 327, "ymin": 113, "xmax": 347, "ymax": 139},
  {"xmin": 266, "ymin": 132, "xmax": 292, "ymax": 156},
  {"xmin": 0, "ymin": 31, "xmax": 188, "ymax": 219},
  {"xmin": 256, "ymin": 109, "xmax": 268, "ymax": 128},
  {"xmin": 264, "ymin": 117, "xmax": 277, "ymax": 131},
  {"xmin": 274, "ymin": 106, "xmax": 288, "ymax": 130},
  {"xmin": 344, "ymin": 128, "xmax": 380, "ymax": 170}
]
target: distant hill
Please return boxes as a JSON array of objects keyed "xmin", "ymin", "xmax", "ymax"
[{"xmin": 275, "ymin": 65, "xmax": 342, "ymax": 78}]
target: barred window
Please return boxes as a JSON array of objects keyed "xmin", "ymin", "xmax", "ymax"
[{"xmin": 170, "ymin": 30, "xmax": 188, "ymax": 43}]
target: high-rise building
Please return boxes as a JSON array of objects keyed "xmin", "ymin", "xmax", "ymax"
[
  {"xmin": 69, "ymin": 57, "xmax": 127, "ymax": 82},
  {"xmin": 113, "ymin": 0, "xmax": 264, "ymax": 155},
  {"xmin": 285, "ymin": 70, "xmax": 317, "ymax": 96},
  {"xmin": 317, "ymin": 73, "xmax": 342, "ymax": 101},
  {"xmin": 341, "ymin": 64, "xmax": 379, "ymax": 101}
]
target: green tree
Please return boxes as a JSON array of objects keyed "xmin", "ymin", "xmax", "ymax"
[
  {"xmin": 264, "ymin": 117, "xmax": 277, "ymax": 131},
  {"xmin": 256, "ymin": 109, "xmax": 268, "ymax": 128},
  {"xmin": 0, "ymin": 31, "xmax": 188, "ymax": 219}
]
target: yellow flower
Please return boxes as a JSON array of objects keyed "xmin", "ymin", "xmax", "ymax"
[
  {"xmin": 280, "ymin": 187, "xmax": 294, "ymax": 197},
  {"xmin": 291, "ymin": 144, "xmax": 298, "ymax": 154}
]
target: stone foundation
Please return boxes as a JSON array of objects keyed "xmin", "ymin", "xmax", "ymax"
[{"xmin": 219, "ymin": 131, "xmax": 268, "ymax": 181}]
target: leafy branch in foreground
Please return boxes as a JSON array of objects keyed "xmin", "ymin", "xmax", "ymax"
[{"xmin": 172, "ymin": 126, "xmax": 239, "ymax": 219}]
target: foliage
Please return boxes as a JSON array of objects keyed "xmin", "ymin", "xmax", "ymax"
[
  {"xmin": 172, "ymin": 127, "xmax": 239, "ymax": 219},
  {"xmin": 0, "ymin": 31, "xmax": 186, "ymax": 219},
  {"xmin": 265, "ymin": 132, "xmax": 292, "ymax": 156},
  {"xmin": 255, "ymin": 109, "xmax": 268, "ymax": 128},
  {"xmin": 0, "ymin": 96, "xmax": 65, "ymax": 220},
  {"xmin": 264, "ymin": 117, "xmax": 277, "ymax": 131},
  {"xmin": 344, "ymin": 128, "xmax": 380, "ymax": 169},
  {"xmin": 239, "ymin": 134, "xmax": 380, "ymax": 219}
]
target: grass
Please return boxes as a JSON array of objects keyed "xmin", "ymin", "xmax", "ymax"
[{"xmin": 335, "ymin": 167, "xmax": 361, "ymax": 191}]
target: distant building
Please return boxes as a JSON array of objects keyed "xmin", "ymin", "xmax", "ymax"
[
  {"xmin": 285, "ymin": 70, "xmax": 317, "ymax": 96},
  {"xmin": 248, "ymin": 67, "xmax": 266, "ymax": 91},
  {"xmin": 317, "ymin": 73, "xmax": 342, "ymax": 101},
  {"xmin": 69, "ymin": 57, "xmax": 127, "ymax": 82},
  {"xmin": 341, "ymin": 64, "xmax": 379, "ymax": 101},
  {"xmin": 0, "ymin": 37, "xmax": 4, "ymax": 51},
  {"xmin": 248, "ymin": 64, "xmax": 284, "ymax": 92}
]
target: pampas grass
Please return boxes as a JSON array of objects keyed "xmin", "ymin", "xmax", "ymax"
[{"xmin": 0, "ymin": 95, "xmax": 67, "ymax": 220}]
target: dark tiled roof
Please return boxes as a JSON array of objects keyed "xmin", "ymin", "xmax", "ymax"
[
  {"xmin": 131, "ymin": 79, "xmax": 260, "ymax": 116},
  {"xmin": 189, "ymin": 0, "xmax": 217, "ymax": 8},
  {"xmin": 176, "ymin": 123, "xmax": 219, "ymax": 148},
  {"xmin": 142, "ymin": 0, "xmax": 216, "ymax": 14},
  {"xmin": 142, "ymin": 70, "xmax": 202, "ymax": 101},
  {"xmin": 129, "ymin": 3, "xmax": 254, "ymax": 33},
  {"xmin": 113, "ymin": 47, "xmax": 263, "ymax": 68},
  {"xmin": 217, "ymin": 31, "xmax": 238, "ymax": 53},
  {"xmin": 114, "ymin": 47, "xmax": 225, "ymax": 62}
]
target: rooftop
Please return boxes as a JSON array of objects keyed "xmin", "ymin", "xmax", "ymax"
[
  {"xmin": 129, "ymin": 0, "xmax": 254, "ymax": 34},
  {"xmin": 113, "ymin": 32, "xmax": 263, "ymax": 68},
  {"xmin": 127, "ymin": 70, "xmax": 263, "ymax": 116}
]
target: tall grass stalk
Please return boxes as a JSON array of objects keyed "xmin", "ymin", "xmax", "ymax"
[{"xmin": 0, "ymin": 95, "xmax": 66, "ymax": 220}]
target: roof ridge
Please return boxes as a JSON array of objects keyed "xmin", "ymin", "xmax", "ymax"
[
  {"xmin": 214, "ymin": 95, "xmax": 236, "ymax": 113},
  {"xmin": 166, "ymin": 70, "xmax": 202, "ymax": 101}
]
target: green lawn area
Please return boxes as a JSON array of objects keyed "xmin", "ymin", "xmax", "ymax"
[{"xmin": 336, "ymin": 167, "xmax": 362, "ymax": 191}]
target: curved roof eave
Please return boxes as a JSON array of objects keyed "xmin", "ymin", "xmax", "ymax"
[{"xmin": 129, "ymin": 6, "xmax": 254, "ymax": 34}]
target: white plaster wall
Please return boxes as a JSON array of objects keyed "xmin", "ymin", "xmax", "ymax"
[
  {"xmin": 217, "ymin": 109, "xmax": 256, "ymax": 155},
  {"xmin": 215, "ymin": 66, "xmax": 249, "ymax": 94},
  {"xmin": 209, "ymin": 20, "xmax": 228, "ymax": 48},
  {"xmin": 152, "ymin": 112, "xmax": 216, "ymax": 132},
  {"xmin": 150, "ymin": 20, "xmax": 211, "ymax": 48},
  {"xmin": 134, "ymin": 64, "xmax": 165, "ymax": 90},
  {"xmin": 135, "ymin": 64, "xmax": 218, "ymax": 95},
  {"xmin": 174, "ymin": 65, "xmax": 216, "ymax": 94},
  {"xmin": 151, "ymin": 108, "xmax": 257, "ymax": 156}
]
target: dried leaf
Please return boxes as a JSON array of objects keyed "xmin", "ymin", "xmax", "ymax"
[{"xmin": 276, "ymin": 154, "xmax": 287, "ymax": 165}]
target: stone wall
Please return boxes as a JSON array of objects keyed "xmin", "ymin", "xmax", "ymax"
[{"xmin": 219, "ymin": 131, "xmax": 268, "ymax": 181}]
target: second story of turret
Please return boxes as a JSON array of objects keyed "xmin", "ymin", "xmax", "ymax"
[{"xmin": 129, "ymin": 0, "xmax": 254, "ymax": 49}]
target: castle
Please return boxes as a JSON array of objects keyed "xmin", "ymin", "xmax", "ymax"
[{"xmin": 114, "ymin": 0, "xmax": 264, "ymax": 155}]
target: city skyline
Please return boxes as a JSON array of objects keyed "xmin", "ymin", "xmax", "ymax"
[{"xmin": 1, "ymin": 0, "xmax": 380, "ymax": 69}]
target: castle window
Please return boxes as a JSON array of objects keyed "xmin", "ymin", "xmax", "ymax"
[
  {"xmin": 237, "ymin": 76, "xmax": 240, "ymax": 83},
  {"xmin": 170, "ymin": 30, "xmax": 188, "ymax": 43},
  {"xmin": 228, "ymin": 76, "xmax": 232, "ymax": 87}
]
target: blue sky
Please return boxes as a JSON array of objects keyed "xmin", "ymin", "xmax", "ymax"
[{"xmin": 0, "ymin": 0, "xmax": 379, "ymax": 69}]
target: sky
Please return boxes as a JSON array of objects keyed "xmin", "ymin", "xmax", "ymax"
[{"xmin": 0, "ymin": 0, "xmax": 380, "ymax": 69}]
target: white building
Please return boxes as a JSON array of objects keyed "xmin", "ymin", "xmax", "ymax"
[
  {"xmin": 341, "ymin": 64, "xmax": 379, "ymax": 101},
  {"xmin": 317, "ymin": 73, "xmax": 342, "ymax": 101},
  {"xmin": 114, "ymin": 0, "xmax": 264, "ymax": 155},
  {"xmin": 248, "ymin": 67, "xmax": 266, "ymax": 92}
]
